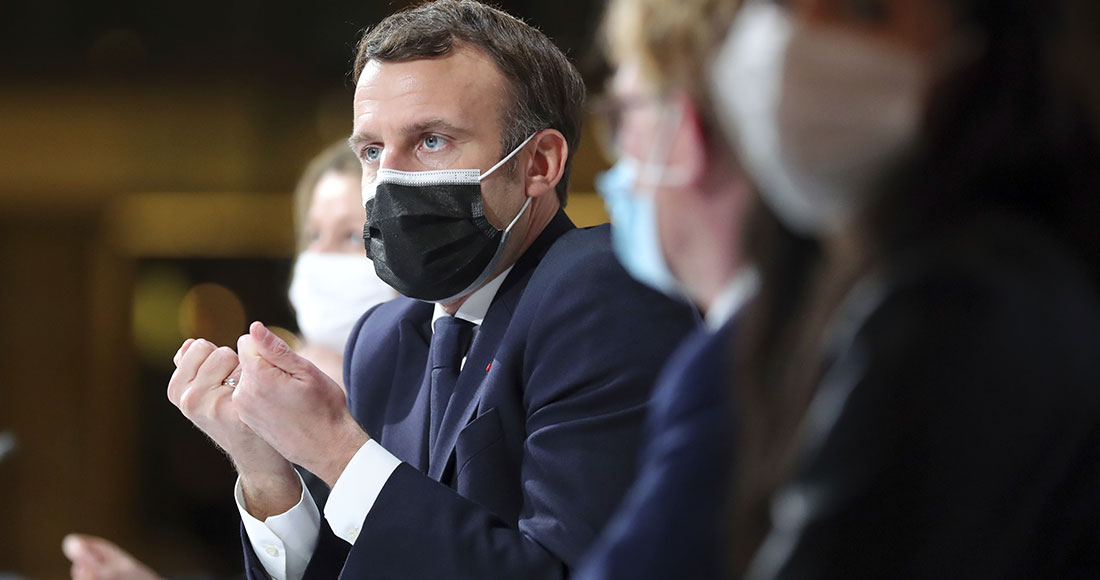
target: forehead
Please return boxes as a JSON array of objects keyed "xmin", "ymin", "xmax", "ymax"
[
  {"xmin": 353, "ymin": 46, "xmax": 509, "ymax": 137},
  {"xmin": 311, "ymin": 172, "xmax": 360, "ymax": 207},
  {"xmin": 611, "ymin": 59, "xmax": 650, "ymax": 94}
]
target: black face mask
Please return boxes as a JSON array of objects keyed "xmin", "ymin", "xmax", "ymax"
[{"xmin": 362, "ymin": 135, "xmax": 535, "ymax": 303}]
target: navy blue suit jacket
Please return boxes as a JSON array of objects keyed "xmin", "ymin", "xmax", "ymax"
[
  {"xmin": 574, "ymin": 318, "xmax": 738, "ymax": 580},
  {"xmin": 243, "ymin": 211, "xmax": 698, "ymax": 579}
]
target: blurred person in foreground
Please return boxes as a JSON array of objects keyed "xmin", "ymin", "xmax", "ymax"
[
  {"xmin": 62, "ymin": 142, "xmax": 395, "ymax": 580},
  {"xmin": 573, "ymin": 0, "xmax": 754, "ymax": 577},
  {"xmin": 166, "ymin": 1, "xmax": 697, "ymax": 579},
  {"xmin": 710, "ymin": 0, "xmax": 1100, "ymax": 577}
]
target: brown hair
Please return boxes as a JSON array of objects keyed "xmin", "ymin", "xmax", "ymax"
[
  {"xmin": 293, "ymin": 140, "xmax": 362, "ymax": 253},
  {"xmin": 353, "ymin": 0, "xmax": 586, "ymax": 206}
]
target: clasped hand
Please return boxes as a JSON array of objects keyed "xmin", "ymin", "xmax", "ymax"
[{"xmin": 166, "ymin": 321, "xmax": 368, "ymax": 506}]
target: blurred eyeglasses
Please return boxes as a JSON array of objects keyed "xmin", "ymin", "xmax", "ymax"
[{"xmin": 588, "ymin": 93, "xmax": 671, "ymax": 163}]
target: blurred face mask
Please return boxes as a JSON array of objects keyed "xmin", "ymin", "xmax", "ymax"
[
  {"xmin": 362, "ymin": 133, "xmax": 535, "ymax": 303},
  {"xmin": 596, "ymin": 105, "xmax": 689, "ymax": 297},
  {"xmin": 289, "ymin": 251, "xmax": 396, "ymax": 353},
  {"xmin": 709, "ymin": 1, "xmax": 927, "ymax": 237}
]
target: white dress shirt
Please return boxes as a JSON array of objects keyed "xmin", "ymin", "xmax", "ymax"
[
  {"xmin": 236, "ymin": 268, "xmax": 513, "ymax": 580},
  {"xmin": 703, "ymin": 268, "xmax": 759, "ymax": 331}
]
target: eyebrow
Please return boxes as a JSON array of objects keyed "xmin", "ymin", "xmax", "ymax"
[
  {"xmin": 401, "ymin": 118, "xmax": 470, "ymax": 138},
  {"xmin": 348, "ymin": 118, "xmax": 472, "ymax": 151},
  {"xmin": 347, "ymin": 132, "xmax": 374, "ymax": 152}
]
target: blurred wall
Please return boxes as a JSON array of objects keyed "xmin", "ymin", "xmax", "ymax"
[{"xmin": 0, "ymin": 1, "xmax": 609, "ymax": 577}]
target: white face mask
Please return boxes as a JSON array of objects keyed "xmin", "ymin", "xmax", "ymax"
[
  {"xmin": 709, "ymin": 1, "xmax": 927, "ymax": 237},
  {"xmin": 288, "ymin": 251, "xmax": 397, "ymax": 353}
]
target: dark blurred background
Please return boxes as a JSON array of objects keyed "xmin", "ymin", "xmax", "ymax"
[{"xmin": 0, "ymin": 1, "xmax": 608, "ymax": 577}]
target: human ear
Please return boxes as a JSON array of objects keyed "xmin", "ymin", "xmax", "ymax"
[
  {"xmin": 523, "ymin": 129, "xmax": 568, "ymax": 199},
  {"xmin": 670, "ymin": 94, "xmax": 707, "ymax": 189}
]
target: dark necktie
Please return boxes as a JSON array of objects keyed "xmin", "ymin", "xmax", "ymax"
[{"xmin": 428, "ymin": 316, "xmax": 475, "ymax": 455}]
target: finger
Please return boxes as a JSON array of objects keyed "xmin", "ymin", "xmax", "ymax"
[
  {"xmin": 172, "ymin": 338, "xmax": 196, "ymax": 367},
  {"xmin": 237, "ymin": 334, "xmax": 278, "ymax": 390},
  {"xmin": 166, "ymin": 367, "xmax": 186, "ymax": 407},
  {"xmin": 62, "ymin": 534, "xmax": 83, "ymax": 563},
  {"xmin": 223, "ymin": 363, "xmax": 243, "ymax": 387},
  {"xmin": 237, "ymin": 333, "xmax": 259, "ymax": 362},
  {"xmin": 71, "ymin": 562, "xmax": 93, "ymax": 580},
  {"xmin": 176, "ymin": 339, "xmax": 216, "ymax": 384},
  {"xmin": 62, "ymin": 534, "xmax": 106, "ymax": 565},
  {"xmin": 76, "ymin": 534, "xmax": 134, "ymax": 561},
  {"xmin": 194, "ymin": 346, "xmax": 240, "ymax": 388},
  {"xmin": 74, "ymin": 535, "xmax": 158, "ymax": 580},
  {"xmin": 248, "ymin": 321, "xmax": 307, "ymax": 376},
  {"xmin": 166, "ymin": 339, "xmax": 216, "ymax": 405}
]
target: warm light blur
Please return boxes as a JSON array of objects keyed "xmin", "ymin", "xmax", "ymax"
[
  {"xmin": 132, "ymin": 266, "xmax": 190, "ymax": 364},
  {"xmin": 178, "ymin": 282, "xmax": 247, "ymax": 348}
]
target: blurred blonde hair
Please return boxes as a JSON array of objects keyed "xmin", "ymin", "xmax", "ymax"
[
  {"xmin": 603, "ymin": 0, "xmax": 741, "ymax": 114},
  {"xmin": 292, "ymin": 140, "xmax": 363, "ymax": 253}
]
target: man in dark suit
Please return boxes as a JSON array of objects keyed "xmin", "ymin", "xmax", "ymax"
[
  {"xmin": 571, "ymin": 0, "xmax": 756, "ymax": 577},
  {"xmin": 166, "ymin": 2, "xmax": 697, "ymax": 579}
]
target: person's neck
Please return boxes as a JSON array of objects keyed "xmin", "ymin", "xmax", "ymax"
[
  {"xmin": 515, "ymin": 195, "xmax": 559, "ymax": 257},
  {"xmin": 440, "ymin": 295, "xmax": 469, "ymax": 317},
  {"xmin": 680, "ymin": 214, "xmax": 745, "ymax": 314},
  {"xmin": 689, "ymin": 160, "xmax": 752, "ymax": 314}
]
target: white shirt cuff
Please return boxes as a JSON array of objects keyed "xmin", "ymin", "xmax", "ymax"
[
  {"xmin": 324, "ymin": 439, "xmax": 403, "ymax": 544},
  {"xmin": 235, "ymin": 471, "xmax": 320, "ymax": 580}
]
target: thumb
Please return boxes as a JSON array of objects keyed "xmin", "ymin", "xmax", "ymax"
[
  {"xmin": 243, "ymin": 321, "xmax": 307, "ymax": 376},
  {"xmin": 62, "ymin": 534, "xmax": 107, "ymax": 564}
]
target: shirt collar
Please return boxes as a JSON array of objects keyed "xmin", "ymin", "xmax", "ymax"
[
  {"xmin": 432, "ymin": 266, "xmax": 514, "ymax": 328},
  {"xmin": 704, "ymin": 267, "xmax": 759, "ymax": 331}
]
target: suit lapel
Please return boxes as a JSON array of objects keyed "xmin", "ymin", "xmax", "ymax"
[{"xmin": 427, "ymin": 210, "xmax": 576, "ymax": 481}]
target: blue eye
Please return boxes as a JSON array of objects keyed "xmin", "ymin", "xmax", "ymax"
[
  {"xmin": 422, "ymin": 135, "xmax": 446, "ymax": 151},
  {"xmin": 363, "ymin": 145, "xmax": 382, "ymax": 162}
]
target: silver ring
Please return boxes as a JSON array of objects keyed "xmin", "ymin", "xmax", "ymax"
[{"xmin": 221, "ymin": 376, "xmax": 238, "ymax": 388}]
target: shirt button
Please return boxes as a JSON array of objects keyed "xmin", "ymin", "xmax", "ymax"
[
  {"xmin": 347, "ymin": 527, "xmax": 360, "ymax": 541},
  {"xmin": 263, "ymin": 544, "xmax": 280, "ymax": 557}
]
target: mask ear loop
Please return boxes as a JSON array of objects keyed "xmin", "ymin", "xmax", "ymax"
[
  {"xmin": 480, "ymin": 132, "xmax": 539, "ymax": 180},
  {"xmin": 481, "ymin": 131, "xmax": 539, "ymax": 232},
  {"xmin": 503, "ymin": 196, "xmax": 533, "ymax": 234}
]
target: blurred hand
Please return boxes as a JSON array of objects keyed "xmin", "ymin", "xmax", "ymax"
[
  {"xmin": 166, "ymin": 337, "xmax": 300, "ymax": 518},
  {"xmin": 62, "ymin": 534, "xmax": 160, "ymax": 580},
  {"xmin": 235, "ymin": 321, "xmax": 369, "ymax": 487}
]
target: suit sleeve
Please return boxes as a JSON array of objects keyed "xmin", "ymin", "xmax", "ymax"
[
  {"xmin": 573, "ymin": 325, "xmax": 737, "ymax": 580},
  {"xmin": 304, "ymin": 247, "xmax": 698, "ymax": 579},
  {"xmin": 242, "ymin": 306, "xmax": 379, "ymax": 580},
  {"xmin": 241, "ymin": 470, "xmax": 348, "ymax": 580}
]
